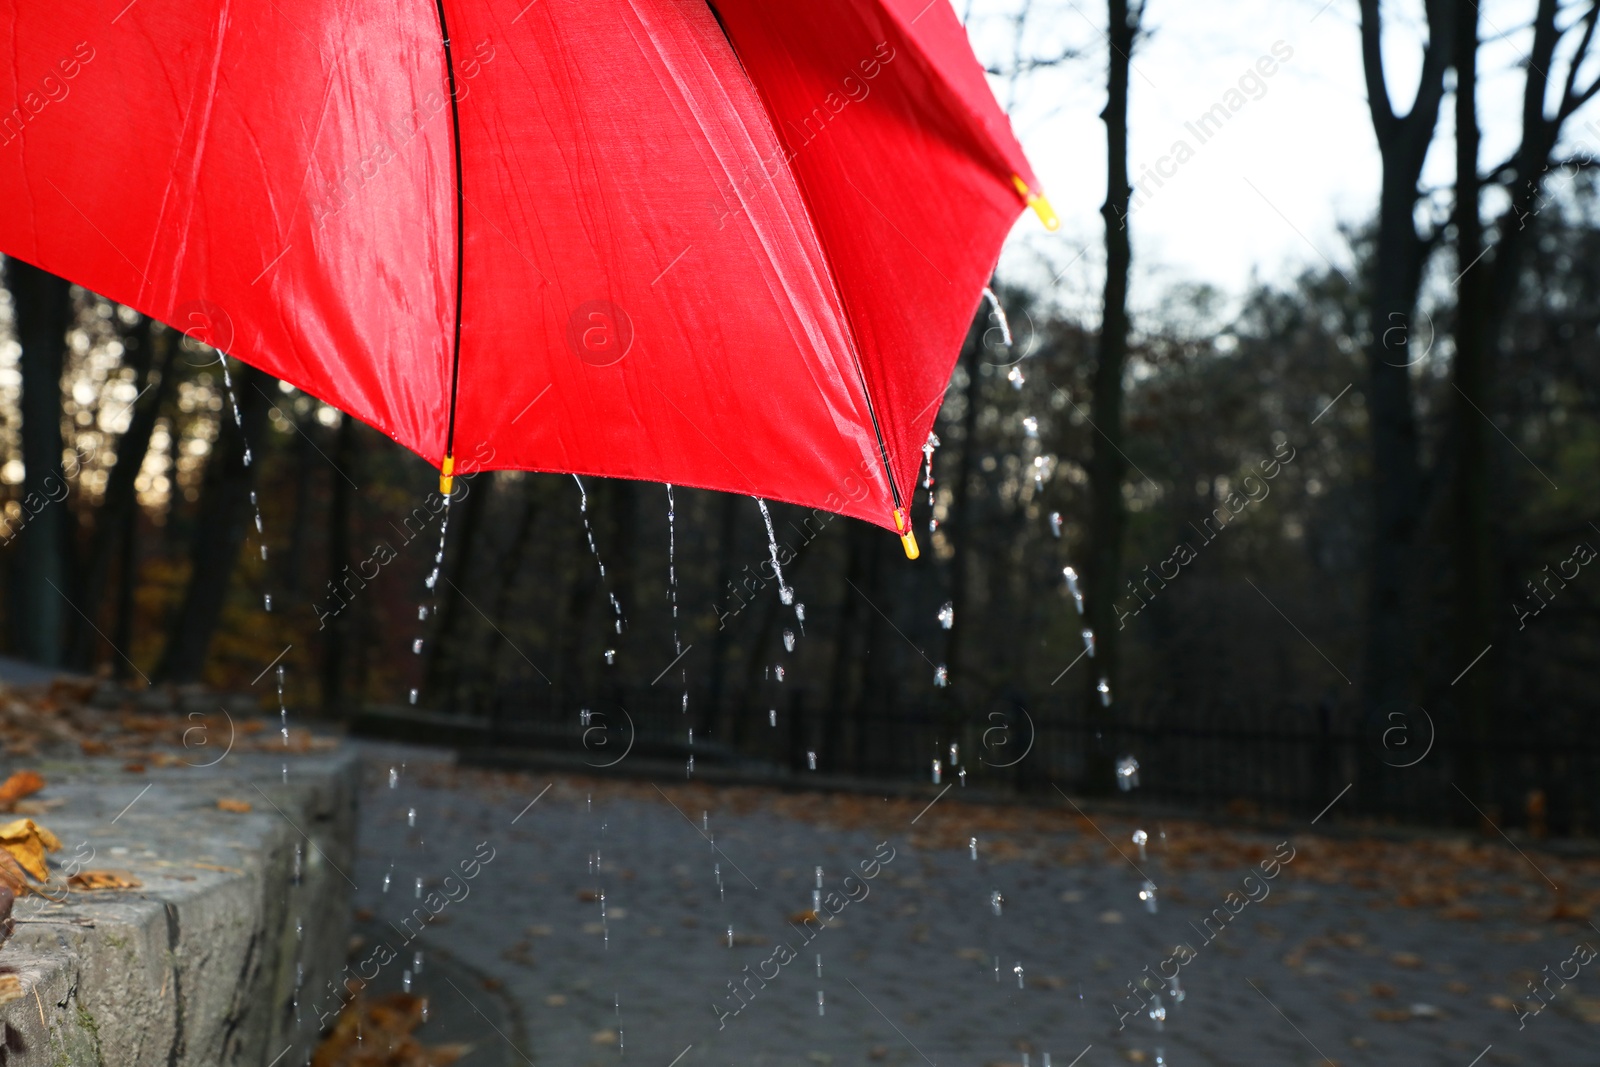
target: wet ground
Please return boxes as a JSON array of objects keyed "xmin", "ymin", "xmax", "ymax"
[{"xmin": 348, "ymin": 741, "xmax": 1600, "ymax": 1067}]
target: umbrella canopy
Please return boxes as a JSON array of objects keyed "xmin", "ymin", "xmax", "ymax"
[{"xmin": 0, "ymin": 0, "xmax": 1052, "ymax": 549}]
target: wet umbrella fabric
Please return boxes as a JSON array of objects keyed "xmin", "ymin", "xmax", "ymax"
[{"xmin": 0, "ymin": 0, "xmax": 1049, "ymax": 539}]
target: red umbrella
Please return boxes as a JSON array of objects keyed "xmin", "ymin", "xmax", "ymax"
[{"xmin": 0, "ymin": 0, "xmax": 1053, "ymax": 556}]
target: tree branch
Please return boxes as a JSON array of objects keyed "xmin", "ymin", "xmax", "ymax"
[{"xmin": 1359, "ymin": 0, "xmax": 1397, "ymax": 140}]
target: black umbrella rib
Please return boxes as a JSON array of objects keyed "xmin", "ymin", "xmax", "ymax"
[{"xmin": 433, "ymin": 0, "xmax": 468, "ymax": 472}]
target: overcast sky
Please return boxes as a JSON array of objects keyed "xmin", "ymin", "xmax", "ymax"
[{"xmin": 963, "ymin": 0, "xmax": 1600, "ymax": 315}]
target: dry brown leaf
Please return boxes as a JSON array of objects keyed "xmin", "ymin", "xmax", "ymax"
[
  {"xmin": 216, "ymin": 798, "xmax": 252, "ymax": 813},
  {"xmin": 0, "ymin": 771, "xmax": 45, "ymax": 811},
  {"xmin": 0, "ymin": 975, "xmax": 20, "ymax": 1005},
  {"xmin": 0, "ymin": 849, "xmax": 30, "ymax": 895},
  {"xmin": 67, "ymin": 869, "xmax": 142, "ymax": 891},
  {"xmin": 0, "ymin": 818, "xmax": 62, "ymax": 881}
]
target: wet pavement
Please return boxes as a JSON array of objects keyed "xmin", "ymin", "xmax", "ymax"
[{"xmin": 350, "ymin": 741, "xmax": 1600, "ymax": 1067}]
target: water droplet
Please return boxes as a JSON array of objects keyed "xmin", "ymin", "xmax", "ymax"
[
  {"xmin": 783, "ymin": 630, "xmax": 795, "ymax": 652},
  {"xmin": 605, "ymin": 649, "xmax": 616, "ymax": 665},
  {"xmin": 1098, "ymin": 678, "xmax": 1113, "ymax": 706},
  {"xmin": 727, "ymin": 925, "xmax": 734, "ymax": 948},
  {"xmin": 958, "ymin": 768, "xmax": 967, "ymax": 786},
  {"xmin": 686, "ymin": 755, "xmax": 694, "ymax": 778},
  {"xmin": 413, "ymin": 950, "xmax": 424, "ymax": 973},
  {"xmin": 817, "ymin": 990, "xmax": 825, "ymax": 1015},
  {"xmin": 1062, "ymin": 566, "xmax": 1082, "ymax": 599},
  {"xmin": 402, "ymin": 969, "xmax": 412, "ymax": 992},
  {"xmin": 990, "ymin": 890, "xmax": 1004, "ymax": 916},
  {"xmin": 388, "ymin": 767, "xmax": 398, "ymax": 789},
  {"xmin": 816, "ymin": 954, "xmax": 823, "ymax": 977},
  {"xmin": 412, "ymin": 638, "xmax": 424, "ymax": 654},
  {"xmin": 1169, "ymin": 974, "xmax": 1185, "ymax": 1003},
  {"xmin": 795, "ymin": 603, "xmax": 806, "ymax": 624},
  {"xmin": 969, "ymin": 837, "xmax": 978, "ymax": 861},
  {"xmin": 1140, "ymin": 880, "xmax": 1158, "ymax": 914},
  {"xmin": 1007, "ymin": 365, "xmax": 1025, "ymax": 389},
  {"xmin": 807, "ymin": 751, "xmax": 817, "ymax": 770},
  {"xmin": 931, "ymin": 759, "xmax": 942, "ymax": 784},
  {"xmin": 1022, "ymin": 415, "xmax": 1039, "ymax": 438},
  {"xmin": 815, "ymin": 866, "xmax": 823, "ymax": 889},
  {"xmin": 409, "ymin": 688, "xmax": 419, "ymax": 705},
  {"xmin": 1132, "ymin": 829, "xmax": 1148, "ymax": 862},
  {"xmin": 1148, "ymin": 993, "xmax": 1167, "ymax": 1028},
  {"xmin": 1116, "ymin": 754, "xmax": 1141, "ymax": 791},
  {"xmin": 1082, "ymin": 629, "xmax": 1096, "ymax": 657},
  {"xmin": 933, "ymin": 665, "xmax": 949, "ymax": 687},
  {"xmin": 1049, "ymin": 512, "xmax": 1063, "ymax": 538},
  {"xmin": 769, "ymin": 709, "xmax": 777, "ymax": 727},
  {"xmin": 949, "ymin": 742, "xmax": 959, "ymax": 766},
  {"xmin": 418, "ymin": 605, "xmax": 429, "ymax": 621},
  {"xmin": 414, "ymin": 877, "xmax": 423, "ymax": 898},
  {"xmin": 775, "ymin": 665, "xmax": 785, "ymax": 683},
  {"xmin": 754, "ymin": 498, "xmax": 795, "ymax": 606},
  {"xmin": 263, "ymin": 593, "xmax": 272, "ymax": 611},
  {"xmin": 938, "ymin": 601, "xmax": 954, "ymax": 629},
  {"xmin": 407, "ymin": 807, "xmax": 416, "ymax": 828},
  {"xmin": 1014, "ymin": 963, "xmax": 1025, "ymax": 989}
]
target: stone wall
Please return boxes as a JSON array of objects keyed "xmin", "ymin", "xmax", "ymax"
[{"xmin": 0, "ymin": 750, "xmax": 357, "ymax": 1066}]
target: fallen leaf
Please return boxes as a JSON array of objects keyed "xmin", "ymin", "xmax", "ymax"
[
  {"xmin": 590, "ymin": 1029, "xmax": 619, "ymax": 1046},
  {"xmin": 216, "ymin": 798, "xmax": 252, "ymax": 813},
  {"xmin": 0, "ymin": 975, "xmax": 20, "ymax": 1005},
  {"xmin": 0, "ymin": 818, "xmax": 62, "ymax": 881},
  {"xmin": 67, "ymin": 870, "xmax": 143, "ymax": 891},
  {"xmin": 0, "ymin": 771, "xmax": 44, "ymax": 811},
  {"xmin": 312, "ymin": 994, "xmax": 466, "ymax": 1067},
  {"xmin": 1390, "ymin": 951, "xmax": 1423, "ymax": 969},
  {"xmin": 1373, "ymin": 1008, "xmax": 1412, "ymax": 1022}
]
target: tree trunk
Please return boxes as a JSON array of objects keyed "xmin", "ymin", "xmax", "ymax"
[
  {"xmin": 154, "ymin": 363, "xmax": 274, "ymax": 683},
  {"xmin": 1081, "ymin": 0, "xmax": 1138, "ymax": 793},
  {"xmin": 481, "ymin": 476, "xmax": 543, "ymax": 727},
  {"xmin": 4, "ymin": 260, "xmax": 73, "ymax": 667},
  {"xmin": 320, "ymin": 414, "xmax": 358, "ymax": 713},
  {"xmin": 70, "ymin": 320, "xmax": 176, "ymax": 668},
  {"xmin": 1450, "ymin": 0, "xmax": 1492, "ymax": 799},
  {"xmin": 942, "ymin": 318, "xmax": 985, "ymax": 687},
  {"xmin": 1356, "ymin": 0, "xmax": 1453, "ymax": 790},
  {"xmin": 424, "ymin": 471, "xmax": 494, "ymax": 709}
]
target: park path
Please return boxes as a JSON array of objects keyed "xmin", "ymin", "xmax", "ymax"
[{"xmin": 349, "ymin": 741, "xmax": 1599, "ymax": 1067}]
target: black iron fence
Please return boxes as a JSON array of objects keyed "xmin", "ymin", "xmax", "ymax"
[{"xmin": 365, "ymin": 682, "xmax": 1600, "ymax": 837}]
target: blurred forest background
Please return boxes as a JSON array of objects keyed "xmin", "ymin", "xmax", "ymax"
[{"xmin": 1, "ymin": 0, "xmax": 1598, "ymax": 833}]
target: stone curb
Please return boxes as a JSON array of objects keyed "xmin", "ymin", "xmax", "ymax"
[{"xmin": 0, "ymin": 749, "xmax": 358, "ymax": 1066}]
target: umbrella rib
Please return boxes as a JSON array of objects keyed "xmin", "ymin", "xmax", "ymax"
[{"xmin": 432, "ymin": 0, "xmax": 469, "ymax": 469}]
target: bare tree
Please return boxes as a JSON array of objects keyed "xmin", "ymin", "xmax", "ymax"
[
  {"xmin": 1082, "ymin": 0, "xmax": 1143, "ymax": 791},
  {"xmin": 1450, "ymin": 0, "xmax": 1600, "ymax": 794},
  {"xmin": 1356, "ymin": 0, "xmax": 1454, "ymax": 742}
]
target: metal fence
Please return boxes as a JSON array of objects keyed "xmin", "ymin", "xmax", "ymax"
[{"xmin": 372, "ymin": 681, "xmax": 1600, "ymax": 836}]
